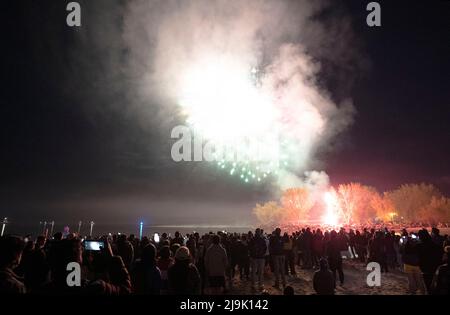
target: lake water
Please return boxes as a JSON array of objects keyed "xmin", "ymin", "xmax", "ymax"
[{"xmin": 4, "ymin": 222, "xmax": 254, "ymax": 238}]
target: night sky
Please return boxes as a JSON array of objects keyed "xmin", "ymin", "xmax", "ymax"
[{"xmin": 1, "ymin": 0, "xmax": 450, "ymax": 231}]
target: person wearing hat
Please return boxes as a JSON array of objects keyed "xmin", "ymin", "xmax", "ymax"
[{"xmin": 167, "ymin": 246, "xmax": 201, "ymax": 295}]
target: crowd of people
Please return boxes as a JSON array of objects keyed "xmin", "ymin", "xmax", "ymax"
[{"xmin": 0, "ymin": 225, "xmax": 448, "ymax": 295}]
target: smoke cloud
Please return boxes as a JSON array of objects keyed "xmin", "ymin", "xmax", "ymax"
[
  {"xmin": 119, "ymin": 0, "xmax": 360, "ymax": 193},
  {"xmin": 56, "ymin": 0, "xmax": 365, "ymax": 201}
]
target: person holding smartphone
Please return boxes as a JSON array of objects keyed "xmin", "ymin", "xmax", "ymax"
[{"xmin": 401, "ymin": 234, "xmax": 426, "ymax": 294}]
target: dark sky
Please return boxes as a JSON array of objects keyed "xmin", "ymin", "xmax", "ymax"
[
  {"xmin": 1, "ymin": 0, "xmax": 450, "ymax": 230},
  {"xmin": 326, "ymin": 0, "xmax": 450, "ymax": 192}
]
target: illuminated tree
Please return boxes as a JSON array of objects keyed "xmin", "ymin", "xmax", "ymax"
[
  {"xmin": 371, "ymin": 193, "xmax": 396, "ymax": 222},
  {"xmin": 385, "ymin": 183, "xmax": 443, "ymax": 221},
  {"xmin": 280, "ymin": 188, "xmax": 315, "ymax": 224},
  {"xmin": 417, "ymin": 196, "xmax": 450, "ymax": 224},
  {"xmin": 253, "ymin": 201, "xmax": 284, "ymax": 227},
  {"xmin": 253, "ymin": 182, "xmax": 450, "ymax": 226},
  {"xmin": 336, "ymin": 183, "xmax": 378, "ymax": 224}
]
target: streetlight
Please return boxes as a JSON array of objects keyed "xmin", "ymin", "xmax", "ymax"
[
  {"xmin": 89, "ymin": 221, "xmax": 95, "ymax": 238},
  {"xmin": 42, "ymin": 221, "xmax": 47, "ymax": 235},
  {"xmin": 1, "ymin": 217, "xmax": 8, "ymax": 237},
  {"xmin": 49, "ymin": 221, "xmax": 55, "ymax": 237},
  {"xmin": 38, "ymin": 221, "xmax": 43, "ymax": 237},
  {"xmin": 139, "ymin": 221, "xmax": 144, "ymax": 240},
  {"xmin": 77, "ymin": 221, "xmax": 82, "ymax": 235}
]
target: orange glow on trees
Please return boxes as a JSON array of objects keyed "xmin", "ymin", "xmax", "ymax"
[
  {"xmin": 336, "ymin": 183, "xmax": 378, "ymax": 224},
  {"xmin": 253, "ymin": 182, "xmax": 450, "ymax": 227},
  {"xmin": 281, "ymin": 188, "xmax": 315, "ymax": 224}
]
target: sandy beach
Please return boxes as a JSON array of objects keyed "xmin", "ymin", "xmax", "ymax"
[{"xmin": 229, "ymin": 259, "xmax": 411, "ymax": 295}]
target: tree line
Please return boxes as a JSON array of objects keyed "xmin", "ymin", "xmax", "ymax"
[{"xmin": 253, "ymin": 183, "xmax": 450, "ymax": 226}]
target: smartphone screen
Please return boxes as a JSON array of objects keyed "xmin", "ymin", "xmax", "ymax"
[{"xmin": 84, "ymin": 240, "xmax": 104, "ymax": 251}]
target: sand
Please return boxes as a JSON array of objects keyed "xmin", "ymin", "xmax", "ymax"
[{"xmin": 227, "ymin": 259, "xmax": 411, "ymax": 295}]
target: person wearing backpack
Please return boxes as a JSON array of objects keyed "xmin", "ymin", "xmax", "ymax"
[{"xmin": 249, "ymin": 228, "xmax": 267, "ymax": 291}]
